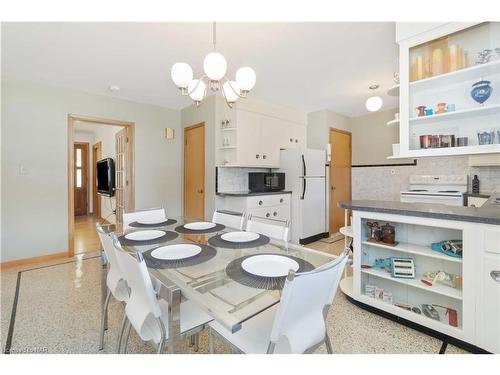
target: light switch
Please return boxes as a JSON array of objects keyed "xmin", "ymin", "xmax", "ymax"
[{"xmin": 19, "ymin": 163, "xmax": 28, "ymax": 175}]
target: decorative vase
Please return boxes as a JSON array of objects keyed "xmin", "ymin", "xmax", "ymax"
[
  {"xmin": 471, "ymin": 80, "xmax": 492, "ymax": 104},
  {"xmin": 436, "ymin": 103, "xmax": 447, "ymax": 113},
  {"xmin": 416, "ymin": 105, "xmax": 426, "ymax": 117}
]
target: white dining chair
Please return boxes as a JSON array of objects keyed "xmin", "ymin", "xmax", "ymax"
[
  {"xmin": 212, "ymin": 209, "xmax": 245, "ymax": 230},
  {"xmin": 245, "ymin": 215, "xmax": 290, "ymax": 247},
  {"xmin": 96, "ymin": 223, "xmax": 130, "ymax": 351},
  {"xmin": 208, "ymin": 247, "xmax": 349, "ymax": 354},
  {"xmin": 111, "ymin": 234, "xmax": 213, "ymax": 354},
  {"xmin": 123, "ymin": 207, "xmax": 166, "ymax": 231}
]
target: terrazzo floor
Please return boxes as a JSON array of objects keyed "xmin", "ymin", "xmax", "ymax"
[{"xmin": 1, "ymin": 242, "xmax": 469, "ymax": 354}]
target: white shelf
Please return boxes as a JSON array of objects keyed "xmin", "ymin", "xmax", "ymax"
[
  {"xmin": 362, "ymin": 240, "xmax": 462, "ymax": 263},
  {"xmin": 406, "ymin": 144, "xmax": 500, "ymax": 157},
  {"xmin": 220, "ymin": 127, "xmax": 237, "ymax": 131},
  {"xmin": 409, "ymin": 59, "xmax": 500, "ymax": 90},
  {"xmin": 409, "ymin": 104, "xmax": 500, "ymax": 125},
  {"xmin": 361, "ymin": 268, "xmax": 462, "ymax": 300},
  {"xmin": 386, "ymin": 119, "xmax": 400, "ymax": 127},
  {"xmin": 219, "ymin": 146, "xmax": 237, "ymax": 150}
]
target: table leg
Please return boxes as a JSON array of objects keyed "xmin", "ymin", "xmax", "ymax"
[
  {"xmin": 165, "ymin": 284, "xmax": 182, "ymax": 353},
  {"xmin": 101, "ymin": 251, "xmax": 108, "ymax": 330}
]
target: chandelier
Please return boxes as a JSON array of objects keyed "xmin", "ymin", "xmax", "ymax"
[{"xmin": 170, "ymin": 22, "xmax": 256, "ymax": 108}]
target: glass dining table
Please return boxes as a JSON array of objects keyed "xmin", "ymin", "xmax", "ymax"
[{"xmin": 100, "ymin": 217, "xmax": 336, "ymax": 353}]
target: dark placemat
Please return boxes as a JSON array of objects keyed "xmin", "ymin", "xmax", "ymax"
[
  {"xmin": 208, "ymin": 233, "xmax": 270, "ymax": 249},
  {"xmin": 118, "ymin": 230, "xmax": 178, "ymax": 246},
  {"xmin": 175, "ymin": 223, "xmax": 225, "ymax": 234},
  {"xmin": 226, "ymin": 253, "xmax": 315, "ymax": 290},
  {"xmin": 142, "ymin": 244, "xmax": 217, "ymax": 269},
  {"xmin": 129, "ymin": 219, "xmax": 178, "ymax": 228}
]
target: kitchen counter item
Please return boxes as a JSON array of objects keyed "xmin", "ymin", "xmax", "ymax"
[
  {"xmin": 472, "ymin": 175, "xmax": 480, "ymax": 194},
  {"xmin": 367, "ymin": 221, "xmax": 381, "ymax": 241},
  {"xmin": 381, "ymin": 222, "xmax": 396, "ymax": 244},
  {"xmin": 216, "ymin": 190, "xmax": 292, "ymax": 197}
]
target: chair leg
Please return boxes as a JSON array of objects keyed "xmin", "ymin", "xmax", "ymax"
[
  {"xmin": 117, "ymin": 313, "xmax": 128, "ymax": 354},
  {"xmin": 193, "ymin": 333, "xmax": 199, "ymax": 352},
  {"xmin": 325, "ymin": 332, "xmax": 333, "ymax": 354},
  {"xmin": 188, "ymin": 335, "xmax": 195, "ymax": 348},
  {"xmin": 156, "ymin": 318, "xmax": 167, "ymax": 354},
  {"xmin": 208, "ymin": 327, "xmax": 214, "ymax": 354},
  {"xmin": 99, "ymin": 290, "xmax": 112, "ymax": 351},
  {"xmin": 122, "ymin": 320, "xmax": 132, "ymax": 354}
]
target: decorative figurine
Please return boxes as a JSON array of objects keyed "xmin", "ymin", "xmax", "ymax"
[
  {"xmin": 424, "ymin": 108, "xmax": 434, "ymax": 116},
  {"xmin": 416, "ymin": 105, "xmax": 426, "ymax": 117},
  {"xmin": 471, "ymin": 80, "xmax": 492, "ymax": 104},
  {"xmin": 436, "ymin": 102, "xmax": 447, "ymax": 113}
]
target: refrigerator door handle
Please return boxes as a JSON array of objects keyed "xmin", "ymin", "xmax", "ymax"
[
  {"xmin": 301, "ymin": 154, "xmax": 306, "ymax": 177},
  {"xmin": 300, "ymin": 177, "xmax": 306, "ymax": 200}
]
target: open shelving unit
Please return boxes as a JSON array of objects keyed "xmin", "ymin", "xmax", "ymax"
[{"xmin": 409, "ymin": 104, "xmax": 500, "ymax": 125}]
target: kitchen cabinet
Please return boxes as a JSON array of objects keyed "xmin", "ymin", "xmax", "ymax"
[
  {"xmin": 218, "ymin": 109, "xmax": 305, "ymax": 167},
  {"xmin": 467, "ymin": 196, "xmax": 489, "ymax": 207},
  {"xmin": 394, "ymin": 22, "xmax": 500, "ymax": 159}
]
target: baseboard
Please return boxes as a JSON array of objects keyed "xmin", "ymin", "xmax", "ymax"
[{"xmin": 1, "ymin": 251, "xmax": 69, "ymax": 270}]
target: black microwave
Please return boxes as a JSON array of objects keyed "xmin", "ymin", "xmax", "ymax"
[{"xmin": 248, "ymin": 172, "xmax": 285, "ymax": 192}]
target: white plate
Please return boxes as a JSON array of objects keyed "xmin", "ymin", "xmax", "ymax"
[
  {"xmin": 184, "ymin": 221, "xmax": 217, "ymax": 230},
  {"xmin": 151, "ymin": 244, "xmax": 202, "ymax": 260},
  {"xmin": 137, "ymin": 218, "xmax": 166, "ymax": 225},
  {"xmin": 124, "ymin": 230, "xmax": 165, "ymax": 241},
  {"xmin": 242, "ymin": 255, "xmax": 300, "ymax": 277},
  {"xmin": 221, "ymin": 231, "xmax": 260, "ymax": 243}
]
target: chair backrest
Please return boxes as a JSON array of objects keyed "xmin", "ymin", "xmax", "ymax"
[
  {"xmin": 212, "ymin": 210, "xmax": 245, "ymax": 230},
  {"xmin": 246, "ymin": 215, "xmax": 289, "ymax": 243},
  {"xmin": 123, "ymin": 207, "xmax": 166, "ymax": 231},
  {"xmin": 111, "ymin": 234, "xmax": 164, "ymax": 343},
  {"xmin": 269, "ymin": 248, "xmax": 349, "ymax": 353}
]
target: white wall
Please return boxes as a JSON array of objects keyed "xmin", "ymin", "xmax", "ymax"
[
  {"xmin": 73, "ymin": 130, "xmax": 95, "ymax": 212},
  {"xmin": 307, "ymin": 109, "xmax": 351, "ymax": 150},
  {"xmin": 1, "ymin": 78, "xmax": 182, "ymax": 262}
]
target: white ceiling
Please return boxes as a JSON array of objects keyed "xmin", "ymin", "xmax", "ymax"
[{"xmin": 1, "ymin": 22, "xmax": 399, "ymax": 117}]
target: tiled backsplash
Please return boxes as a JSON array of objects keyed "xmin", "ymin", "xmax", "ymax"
[
  {"xmin": 352, "ymin": 156, "xmax": 500, "ymax": 201},
  {"xmin": 217, "ymin": 167, "xmax": 270, "ymax": 192}
]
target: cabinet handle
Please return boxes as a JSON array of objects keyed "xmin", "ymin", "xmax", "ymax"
[
  {"xmin": 273, "ymin": 211, "xmax": 277, "ymax": 216},
  {"xmin": 256, "ymin": 154, "xmax": 260, "ymax": 159},
  {"xmin": 491, "ymin": 270, "xmax": 500, "ymax": 282},
  {"xmin": 279, "ymin": 198, "xmax": 284, "ymax": 203},
  {"xmin": 266, "ymin": 212, "xmax": 270, "ymax": 218},
  {"xmin": 295, "ymin": 139, "xmax": 298, "ymax": 143},
  {"xmin": 290, "ymin": 138, "xmax": 293, "ymax": 142},
  {"xmin": 263, "ymin": 155, "xmax": 267, "ymax": 159},
  {"xmin": 258, "ymin": 200, "xmax": 263, "ymax": 205}
]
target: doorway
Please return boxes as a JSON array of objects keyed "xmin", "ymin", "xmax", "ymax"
[
  {"xmin": 73, "ymin": 142, "xmax": 89, "ymax": 216},
  {"xmin": 329, "ymin": 128, "xmax": 352, "ymax": 234},
  {"xmin": 184, "ymin": 123, "xmax": 205, "ymax": 221},
  {"xmin": 92, "ymin": 141, "xmax": 102, "ymax": 219},
  {"xmin": 68, "ymin": 114, "xmax": 135, "ymax": 257}
]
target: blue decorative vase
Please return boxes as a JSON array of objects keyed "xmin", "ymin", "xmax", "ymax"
[{"xmin": 471, "ymin": 80, "xmax": 492, "ymax": 104}]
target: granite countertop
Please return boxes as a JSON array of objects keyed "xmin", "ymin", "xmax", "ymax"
[
  {"xmin": 464, "ymin": 191, "xmax": 493, "ymax": 198},
  {"xmin": 339, "ymin": 194, "xmax": 500, "ymax": 225},
  {"xmin": 216, "ymin": 190, "xmax": 292, "ymax": 197}
]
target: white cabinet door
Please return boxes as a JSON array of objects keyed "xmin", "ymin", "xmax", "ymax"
[
  {"xmin": 477, "ymin": 252, "xmax": 500, "ymax": 353},
  {"xmin": 236, "ymin": 110, "xmax": 263, "ymax": 166},
  {"xmin": 260, "ymin": 115, "xmax": 282, "ymax": 167}
]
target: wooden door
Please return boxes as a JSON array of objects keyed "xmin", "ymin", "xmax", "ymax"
[
  {"xmin": 92, "ymin": 142, "xmax": 102, "ymax": 218},
  {"xmin": 329, "ymin": 129, "xmax": 351, "ymax": 234},
  {"xmin": 184, "ymin": 123, "xmax": 205, "ymax": 220},
  {"xmin": 74, "ymin": 143, "xmax": 89, "ymax": 216}
]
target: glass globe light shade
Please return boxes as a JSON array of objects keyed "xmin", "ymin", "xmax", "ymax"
[
  {"xmin": 188, "ymin": 79, "xmax": 206, "ymax": 102},
  {"xmin": 365, "ymin": 96, "xmax": 383, "ymax": 112},
  {"xmin": 203, "ymin": 52, "xmax": 227, "ymax": 81},
  {"xmin": 171, "ymin": 62, "xmax": 193, "ymax": 88},
  {"xmin": 235, "ymin": 67, "xmax": 256, "ymax": 91},
  {"xmin": 223, "ymin": 81, "xmax": 241, "ymax": 103}
]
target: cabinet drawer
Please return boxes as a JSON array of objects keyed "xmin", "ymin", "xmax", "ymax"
[
  {"xmin": 246, "ymin": 194, "xmax": 290, "ymax": 209},
  {"xmin": 248, "ymin": 205, "xmax": 290, "ymax": 221}
]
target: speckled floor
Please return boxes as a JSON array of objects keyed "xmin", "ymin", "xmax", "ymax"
[{"xmin": 1, "ymin": 245, "xmax": 469, "ymax": 354}]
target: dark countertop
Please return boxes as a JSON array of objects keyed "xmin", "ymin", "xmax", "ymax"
[
  {"xmin": 216, "ymin": 190, "xmax": 292, "ymax": 197},
  {"xmin": 339, "ymin": 196, "xmax": 500, "ymax": 225},
  {"xmin": 464, "ymin": 192, "xmax": 493, "ymax": 198}
]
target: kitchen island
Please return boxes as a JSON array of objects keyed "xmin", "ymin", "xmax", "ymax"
[{"xmin": 338, "ymin": 196, "xmax": 500, "ymax": 353}]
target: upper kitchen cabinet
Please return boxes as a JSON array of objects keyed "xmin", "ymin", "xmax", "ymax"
[
  {"xmin": 218, "ymin": 108, "xmax": 305, "ymax": 167},
  {"xmin": 397, "ymin": 22, "xmax": 500, "ymax": 158}
]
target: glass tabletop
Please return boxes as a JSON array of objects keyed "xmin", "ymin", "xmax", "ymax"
[{"xmin": 119, "ymin": 217, "xmax": 336, "ymax": 333}]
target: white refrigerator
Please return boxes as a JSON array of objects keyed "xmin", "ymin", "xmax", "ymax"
[{"xmin": 279, "ymin": 148, "xmax": 328, "ymax": 244}]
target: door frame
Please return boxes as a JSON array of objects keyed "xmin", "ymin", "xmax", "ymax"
[
  {"xmin": 183, "ymin": 122, "xmax": 205, "ymax": 220},
  {"xmin": 92, "ymin": 141, "xmax": 103, "ymax": 219},
  {"xmin": 73, "ymin": 142, "xmax": 90, "ymax": 216},
  {"xmin": 328, "ymin": 127, "xmax": 352, "ymax": 234},
  {"xmin": 67, "ymin": 114, "xmax": 135, "ymax": 258}
]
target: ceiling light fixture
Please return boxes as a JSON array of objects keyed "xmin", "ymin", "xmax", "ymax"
[
  {"xmin": 171, "ymin": 22, "xmax": 256, "ymax": 108},
  {"xmin": 365, "ymin": 84, "xmax": 383, "ymax": 112}
]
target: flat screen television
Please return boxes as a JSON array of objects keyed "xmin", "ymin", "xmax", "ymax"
[{"xmin": 96, "ymin": 158, "xmax": 115, "ymax": 197}]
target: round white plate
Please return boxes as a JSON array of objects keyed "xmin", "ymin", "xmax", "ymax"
[
  {"xmin": 242, "ymin": 255, "xmax": 300, "ymax": 277},
  {"xmin": 125, "ymin": 230, "xmax": 165, "ymax": 241},
  {"xmin": 221, "ymin": 231, "xmax": 260, "ymax": 243},
  {"xmin": 137, "ymin": 218, "xmax": 166, "ymax": 225},
  {"xmin": 184, "ymin": 221, "xmax": 217, "ymax": 230},
  {"xmin": 151, "ymin": 244, "xmax": 202, "ymax": 260}
]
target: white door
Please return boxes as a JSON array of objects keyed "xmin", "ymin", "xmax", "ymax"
[
  {"xmin": 303, "ymin": 149, "xmax": 326, "ymax": 177},
  {"xmin": 236, "ymin": 110, "xmax": 262, "ymax": 166},
  {"xmin": 299, "ymin": 177, "xmax": 326, "ymax": 239}
]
